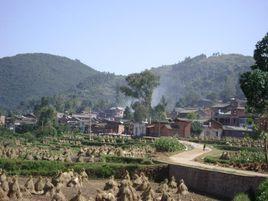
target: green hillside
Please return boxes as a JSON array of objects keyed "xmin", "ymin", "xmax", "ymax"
[
  {"xmin": 0, "ymin": 53, "xmax": 254, "ymax": 112},
  {"xmin": 0, "ymin": 53, "xmax": 123, "ymax": 110},
  {"xmin": 151, "ymin": 54, "xmax": 254, "ymax": 107}
]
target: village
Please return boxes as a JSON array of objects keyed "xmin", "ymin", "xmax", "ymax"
[
  {"xmin": 0, "ymin": 98, "xmax": 262, "ymax": 139},
  {"xmin": 0, "ymin": 1, "xmax": 268, "ymax": 201}
]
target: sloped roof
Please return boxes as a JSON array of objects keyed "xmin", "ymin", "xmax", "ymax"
[{"xmin": 223, "ymin": 125, "xmax": 252, "ymax": 132}]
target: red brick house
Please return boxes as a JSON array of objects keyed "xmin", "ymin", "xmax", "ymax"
[
  {"xmin": 105, "ymin": 121, "xmax": 125, "ymax": 134},
  {"xmin": 90, "ymin": 120, "xmax": 125, "ymax": 134},
  {"xmin": 173, "ymin": 118, "xmax": 192, "ymax": 138},
  {"xmin": 146, "ymin": 122, "xmax": 174, "ymax": 137},
  {"xmin": 212, "ymin": 98, "xmax": 249, "ymax": 127}
]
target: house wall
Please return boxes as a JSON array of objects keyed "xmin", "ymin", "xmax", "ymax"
[
  {"xmin": 0, "ymin": 116, "xmax": 5, "ymax": 126},
  {"xmin": 202, "ymin": 128, "xmax": 222, "ymax": 139},
  {"xmin": 160, "ymin": 127, "xmax": 174, "ymax": 137},
  {"xmin": 232, "ymin": 108, "xmax": 246, "ymax": 117},
  {"xmin": 174, "ymin": 120, "xmax": 191, "ymax": 138},
  {"xmin": 118, "ymin": 125, "xmax": 125, "ymax": 134},
  {"xmin": 133, "ymin": 123, "xmax": 146, "ymax": 136},
  {"xmin": 214, "ymin": 116, "xmax": 240, "ymax": 126},
  {"xmin": 146, "ymin": 126, "xmax": 159, "ymax": 137},
  {"xmin": 147, "ymin": 124, "xmax": 174, "ymax": 137},
  {"xmin": 222, "ymin": 130, "xmax": 252, "ymax": 138}
]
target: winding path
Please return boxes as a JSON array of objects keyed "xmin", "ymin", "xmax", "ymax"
[{"xmin": 165, "ymin": 141, "xmax": 268, "ymax": 177}]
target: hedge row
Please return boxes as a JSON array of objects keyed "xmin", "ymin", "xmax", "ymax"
[
  {"xmin": 213, "ymin": 145, "xmax": 261, "ymax": 152},
  {"xmin": 0, "ymin": 158, "xmax": 168, "ymax": 181},
  {"xmin": 100, "ymin": 155, "xmax": 155, "ymax": 165}
]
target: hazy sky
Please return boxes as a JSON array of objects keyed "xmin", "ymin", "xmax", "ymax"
[{"xmin": 1, "ymin": 0, "xmax": 268, "ymax": 75}]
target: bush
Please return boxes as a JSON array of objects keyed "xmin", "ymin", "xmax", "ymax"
[
  {"xmin": 204, "ymin": 156, "xmax": 230, "ymax": 165},
  {"xmin": 154, "ymin": 137, "xmax": 185, "ymax": 152},
  {"xmin": 232, "ymin": 150, "xmax": 265, "ymax": 163},
  {"xmin": 191, "ymin": 121, "xmax": 203, "ymax": 135},
  {"xmin": 256, "ymin": 179, "xmax": 268, "ymax": 201},
  {"xmin": 233, "ymin": 193, "xmax": 251, "ymax": 201}
]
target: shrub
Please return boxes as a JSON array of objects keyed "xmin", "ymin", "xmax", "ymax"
[
  {"xmin": 191, "ymin": 121, "xmax": 203, "ymax": 135},
  {"xmin": 140, "ymin": 158, "xmax": 154, "ymax": 165},
  {"xmin": 256, "ymin": 179, "xmax": 268, "ymax": 201},
  {"xmin": 204, "ymin": 156, "xmax": 230, "ymax": 165},
  {"xmin": 154, "ymin": 137, "xmax": 185, "ymax": 152},
  {"xmin": 233, "ymin": 193, "xmax": 251, "ymax": 201}
]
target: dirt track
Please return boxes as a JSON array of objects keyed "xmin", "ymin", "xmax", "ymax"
[{"xmin": 166, "ymin": 141, "xmax": 268, "ymax": 177}]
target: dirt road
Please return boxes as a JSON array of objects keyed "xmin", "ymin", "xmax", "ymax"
[{"xmin": 166, "ymin": 141, "xmax": 268, "ymax": 177}]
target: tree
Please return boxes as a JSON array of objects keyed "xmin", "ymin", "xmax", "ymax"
[
  {"xmin": 206, "ymin": 92, "xmax": 217, "ymax": 101},
  {"xmin": 123, "ymin": 106, "xmax": 133, "ymax": 120},
  {"xmin": 34, "ymin": 96, "xmax": 50, "ymax": 115},
  {"xmin": 151, "ymin": 96, "xmax": 168, "ymax": 121},
  {"xmin": 184, "ymin": 90, "xmax": 200, "ymax": 106},
  {"xmin": 191, "ymin": 121, "xmax": 203, "ymax": 135},
  {"xmin": 132, "ymin": 102, "xmax": 148, "ymax": 123},
  {"xmin": 240, "ymin": 33, "xmax": 268, "ymax": 163},
  {"xmin": 186, "ymin": 112, "xmax": 198, "ymax": 120},
  {"xmin": 240, "ymin": 33, "xmax": 268, "ymax": 114},
  {"xmin": 36, "ymin": 106, "xmax": 57, "ymax": 137},
  {"xmin": 37, "ymin": 106, "xmax": 57, "ymax": 128},
  {"xmin": 120, "ymin": 70, "xmax": 160, "ymax": 122}
]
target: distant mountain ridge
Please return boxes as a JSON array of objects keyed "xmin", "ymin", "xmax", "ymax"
[
  {"xmin": 0, "ymin": 53, "xmax": 123, "ymax": 110},
  {"xmin": 0, "ymin": 53, "xmax": 254, "ymax": 111},
  {"xmin": 151, "ymin": 54, "xmax": 254, "ymax": 108}
]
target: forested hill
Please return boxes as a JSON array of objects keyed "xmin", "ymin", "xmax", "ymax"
[
  {"xmin": 0, "ymin": 53, "xmax": 124, "ymax": 110},
  {"xmin": 151, "ymin": 54, "xmax": 254, "ymax": 108},
  {"xmin": 0, "ymin": 53, "xmax": 254, "ymax": 111}
]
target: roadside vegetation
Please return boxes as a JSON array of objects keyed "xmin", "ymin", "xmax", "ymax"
[
  {"xmin": 154, "ymin": 137, "xmax": 185, "ymax": 152},
  {"xmin": 233, "ymin": 179, "xmax": 268, "ymax": 201}
]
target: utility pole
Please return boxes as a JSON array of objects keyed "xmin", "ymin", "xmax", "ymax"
[
  {"xmin": 89, "ymin": 108, "xmax": 92, "ymax": 140},
  {"xmin": 158, "ymin": 120, "xmax": 160, "ymax": 137},
  {"xmin": 42, "ymin": 120, "xmax": 44, "ymax": 132}
]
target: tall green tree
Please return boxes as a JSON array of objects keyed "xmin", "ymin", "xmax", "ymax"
[
  {"xmin": 152, "ymin": 96, "xmax": 168, "ymax": 121},
  {"xmin": 37, "ymin": 106, "xmax": 57, "ymax": 127},
  {"xmin": 191, "ymin": 121, "xmax": 203, "ymax": 135},
  {"xmin": 240, "ymin": 33, "xmax": 268, "ymax": 114},
  {"xmin": 240, "ymin": 33, "xmax": 268, "ymax": 162},
  {"xmin": 132, "ymin": 102, "xmax": 148, "ymax": 122},
  {"xmin": 36, "ymin": 106, "xmax": 57, "ymax": 137},
  {"xmin": 123, "ymin": 106, "xmax": 133, "ymax": 120},
  {"xmin": 120, "ymin": 70, "xmax": 159, "ymax": 122}
]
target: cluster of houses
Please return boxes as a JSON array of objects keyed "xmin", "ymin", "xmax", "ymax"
[
  {"xmin": 0, "ymin": 99, "xmax": 265, "ymax": 139},
  {"xmin": 133, "ymin": 98, "xmax": 255, "ymax": 139},
  {"xmin": 201, "ymin": 98, "xmax": 253, "ymax": 139},
  {"xmin": 1, "ymin": 113, "xmax": 37, "ymax": 132}
]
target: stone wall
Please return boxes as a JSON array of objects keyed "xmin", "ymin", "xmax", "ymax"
[{"xmin": 169, "ymin": 164, "xmax": 267, "ymax": 200}]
